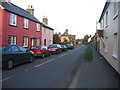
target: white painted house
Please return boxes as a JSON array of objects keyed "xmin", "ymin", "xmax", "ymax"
[{"xmin": 99, "ymin": 0, "xmax": 120, "ymax": 74}]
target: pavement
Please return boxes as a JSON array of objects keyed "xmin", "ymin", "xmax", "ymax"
[{"xmin": 69, "ymin": 46, "xmax": 120, "ymax": 89}]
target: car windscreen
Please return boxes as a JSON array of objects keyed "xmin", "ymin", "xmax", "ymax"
[
  {"xmin": 0, "ymin": 47, "xmax": 5, "ymax": 52},
  {"xmin": 49, "ymin": 45, "xmax": 57, "ymax": 48},
  {"xmin": 61, "ymin": 45, "xmax": 64, "ymax": 47},
  {"xmin": 61, "ymin": 45, "xmax": 66, "ymax": 48},
  {"xmin": 67, "ymin": 44, "xmax": 72, "ymax": 46},
  {"xmin": 31, "ymin": 46, "xmax": 40, "ymax": 50}
]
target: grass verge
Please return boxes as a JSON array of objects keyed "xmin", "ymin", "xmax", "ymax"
[{"xmin": 84, "ymin": 46, "xmax": 93, "ymax": 62}]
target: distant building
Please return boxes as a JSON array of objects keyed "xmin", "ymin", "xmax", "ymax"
[
  {"xmin": 98, "ymin": 0, "xmax": 120, "ymax": 74},
  {"xmin": 61, "ymin": 36, "xmax": 70, "ymax": 42},
  {"xmin": 58, "ymin": 32, "xmax": 62, "ymax": 38},
  {"xmin": 60, "ymin": 29, "xmax": 76, "ymax": 44}
]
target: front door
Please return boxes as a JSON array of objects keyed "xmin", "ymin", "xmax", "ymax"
[{"xmin": 44, "ymin": 39, "xmax": 46, "ymax": 46}]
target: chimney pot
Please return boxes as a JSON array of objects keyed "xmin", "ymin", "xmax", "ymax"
[{"xmin": 26, "ymin": 5, "xmax": 34, "ymax": 16}]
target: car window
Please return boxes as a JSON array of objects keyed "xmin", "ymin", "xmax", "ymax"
[
  {"xmin": 31, "ymin": 46, "xmax": 40, "ymax": 50},
  {"xmin": 67, "ymin": 44, "xmax": 72, "ymax": 46},
  {"xmin": 42, "ymin": 46, "xmax": 47, "ymax": 50},
  {"xmin": 41, "ymin": 46, "xmax": 44, "ymax": 50},
  {"xmin": 11, "ymin": 46, "xmax": 19, "ymax": 52},
  {"xmin": 64, "ymin": 45, "xmax": 67, "ymax": 48},
  {"xmin": 49, "ymin": 45, "xmax": 57, "ymax": 48},
  {"xmin": 18, "ymin": 45, "xmax": 27, "ymax": 52},
  {"xmin": 5, "ymin": 46, "xmax": 11, "ymax": 52},
  {"xmin": 58, "ymin": 45, "xmax": 61, "ymax": 48}
]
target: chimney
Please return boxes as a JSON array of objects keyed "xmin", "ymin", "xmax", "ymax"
[
  {"xmin": 66, "ymin": 29, "xmax": 68, "ymax": 33},
  {"xmin": 43, "ymin": 16, "xmax": 48, "ymax": 25},
  {"xmin": 26, "ymin": 5, "xmax": 34, "ymax": 16}
]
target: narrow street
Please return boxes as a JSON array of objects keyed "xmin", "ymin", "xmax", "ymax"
[{"xmin": 2, "ymin": 44, "xmax": 87, "ymax": 88}]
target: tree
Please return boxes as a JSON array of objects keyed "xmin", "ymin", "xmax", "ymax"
[
  {"xmin": 82, "ymin": 35, "xmax": 89, "ymax": 44},
  {"xmin": 53, "ymin": 34, "xmax": 61, "ymax": 44},
  {"xmin": 76, "ymin": 39, "xmax": 80, "ymax": 44}
]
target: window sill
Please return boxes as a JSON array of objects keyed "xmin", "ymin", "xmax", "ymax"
[
  {"xmin": 36, "ymin": 30, "xmax": 40, "ymax": 32},
  {"xmin": 9, "ymin": 24, "xmax": 17, "ymax": 27},
  {"xmin": 23, "ymin": 27, "xmax": 29, "ymax": 30},
  {"xmin": 105, "ymin": 25, "xmax": 108, "ymax": 28},
  {"xmin": 112, "ymin": 54, "xmax": 118, "ymax": 60},
  {"xmin": 23, "ymin": 46, "xmax": 28, "ymax": 48},
  {"xmin": 112, "ymin": 14, "xmax": 118, "ymax": 20}
]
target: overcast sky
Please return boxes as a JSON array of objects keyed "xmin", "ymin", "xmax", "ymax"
[{"xmin": 11, "ymin": 0, "xmax": 106, "ymax": 39}]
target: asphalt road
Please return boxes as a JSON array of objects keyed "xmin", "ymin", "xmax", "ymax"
[{"xmin": 2, "ymin": 44, "xmax": 87, "ymax": 88}]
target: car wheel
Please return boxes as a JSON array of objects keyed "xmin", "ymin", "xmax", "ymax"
[
  {"xmin": 29, "ymin": 56, "xmax": 34, "ymax": 63},
  {"xmin": 7, "ymin": 60, "xmax": 14, "ymax": 70},
  {"xmin": 56, "ymin": 50, "xmax": 58, "ymax": 54},
  {"xmin": 42, "ymin": 54, "xmax": 45, "ymax": 58}
]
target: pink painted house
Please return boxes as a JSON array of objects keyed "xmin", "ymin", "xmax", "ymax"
[
  {"xmin": 60, "ymin": 36, "xmax": 70, "ymax": 42},
  {"xmin": 42, "ymin": 17, "xmax": 54, "ymax": 47}
]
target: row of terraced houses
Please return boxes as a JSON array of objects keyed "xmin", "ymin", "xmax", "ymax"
[
  {"xmin": 95, "ymin": 0, "xmax": 120, "ymax": 74},
  {"xmin": 0, "ymin": 0, "xmax": 54, "ymax": 49}
]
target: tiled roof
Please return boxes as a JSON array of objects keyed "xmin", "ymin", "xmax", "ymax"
[
  {"xmin": 99, "ymin": 1, "xmax": 110, "ymax": 23},
  {"xmin": 0, "ymin": 1, "xmax": 54, "ymax": 30}
]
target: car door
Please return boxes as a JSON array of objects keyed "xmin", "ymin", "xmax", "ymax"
[
  {"xmin": 45, "ymin": 46, "xmax": 49, "ymax": 55},
  {"xmin": 43, "ymin": 46, "xmax": 47, "ymax": 56},
  {"xmin": 58, "ymin": 45, "xmax": 62, "ymax": 52},
  {"xmin": 10, "ymin": 45, "xmax": 22, "ymax": 64},
  {"xmin": 41, "ymin": 46, "xmax": 45, "ymax": 55},
  {"xmin": 17, "ymin": 45, "xmax": 30, "ymax": 62}
]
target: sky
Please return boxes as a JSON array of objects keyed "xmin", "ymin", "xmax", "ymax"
[{"xmin": 11, "ymin": 0, "xmax": 106, "ymax": 39}]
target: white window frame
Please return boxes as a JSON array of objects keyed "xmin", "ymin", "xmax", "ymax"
[
  {"xmin": 24, "ymin": 18, "xmax": 29, "ymax": 29},
  {"xmin": 49, "ymin": 40, "xmax": 51, "ymax": 45},
  {"xmin": 23, "ymin": 36, "xmax": 28, "ymax": 47},
  {"xmin": 9, "ymin": 35, "xmax": 16, "ymax": 45},
  {"xmin": 36, "ymin": 38, "xmax": 40, "ymax": 45},
  {"xmin": 105, "ymin": 11, "xmax": 108, "ymax": 28},
  {"xmin": 36, "ymin": 23, "xmax": 40, "ymax": 32},
  {"xmin": 10, "ymin": 13, "xmax": 17, "ymax": 26},
  {"xmin": 112, "ymin": 33, "xmax": 118, "ymax": 59},
  {"xmin": 114, "ymin": 0, "xmax": 117, "ymax": 16},
  {"xmin": 101, "ymin": 22, "xmax": 102, "ymax": 30},
  {"xmin": 105, "ymin": 37, "xmax": 108, "ymax": 53}
]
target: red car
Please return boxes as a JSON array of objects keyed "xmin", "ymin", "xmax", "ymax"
[
  {"xmin": 30, "ymin": 46, "xmax": 51, "ymax": 58},
  {"xmin": 48, "ymin": 44, "xmax": 62, "ymax": 54}
]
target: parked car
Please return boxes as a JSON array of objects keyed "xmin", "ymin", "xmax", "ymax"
[
  {"xmin": 60, "ymin": 45, "xmax": 68, "ymax": 52},
  {"xmin": 1, "ymin": 45, "xmax": 35, "ymax": 70},
  {"xmin": 30, "ymin": 45, "xmax": 51, "ymax": 58},
  {"xmin": 48, "ymin": 44, "xmax": 62, "ymax": 54},
  {"xmin": 66, "ymin": 44, "xmax": 74, "ymax": 49}
]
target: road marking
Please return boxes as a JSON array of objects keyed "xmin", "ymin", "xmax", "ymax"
[
  {"xmin": 25, "ymin": 69, "xmax": 29, "ymax": 72},
  {"xmin": 34, "ymin": 58, "xmax": 55, "ymax": 68},
  {"xmin": 1, "ymin": 76, "xmax": 13, "ymax": 82},
  {"xmin": 59, "ymin": 53, "xmax": 67, "ymax": 57}
]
